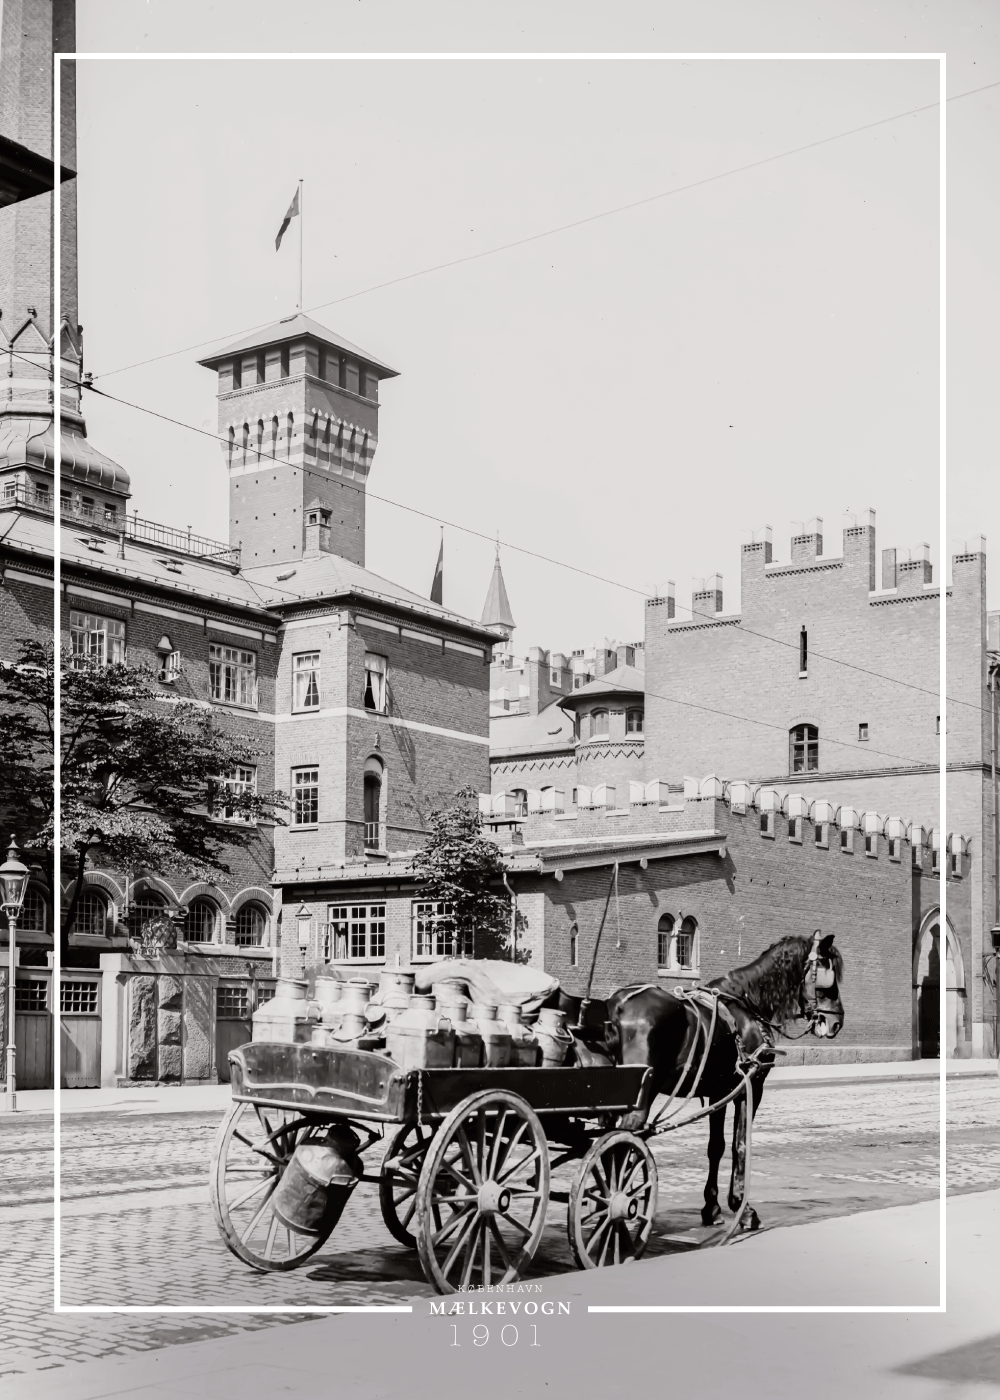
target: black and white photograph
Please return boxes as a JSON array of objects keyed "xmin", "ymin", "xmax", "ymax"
[{"xmin": 0, "ymin": 2, "xmax": 998, "ymax": 1396}]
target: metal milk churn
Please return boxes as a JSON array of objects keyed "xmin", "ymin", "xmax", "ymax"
[
  {"xmin": 447, "ymin": 999, "xmax": 484, "ymax": 1068},
  {"xmin": 376, "ymin": 969, "xmax": 416, "ymax": 1023},
  {"xmin": 252, "ymin": 978, "xmax": 313, "ymax": 1044},
  {"xmin": 384, "ymin": 993, "xmax": 455, "ymax": 1071},
  {"xmin": 534, "ymin": 1007, "xmax": 574, "ymax": 1066},
  {"xmin": 270, "ymin": 1125, "xmax": 362, "ymax": 1234},
  {"xmin": 468, "ymin": 1003, "xmax": 512, "ymax": 1067},
  {"xmin": 329, "ymin": 978, "xmax": 375, "ymax": 1045},
  {"xmin": 499, "ymin": 1003, "xmax": 540, "ymax": 1066}
]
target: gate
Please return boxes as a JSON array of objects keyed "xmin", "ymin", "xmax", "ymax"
[
  {"xmin": 215, "ymin": 983, "xmax": 252, "ymax": 1083},
  {"xmin": 14, "ymin": 973, "xmax": 53, "ymax": 1090},
  {"xmin": 60, "ymin": 975, "xmax": 102, "ymax": 1088}
]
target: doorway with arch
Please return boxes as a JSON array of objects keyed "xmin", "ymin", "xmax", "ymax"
[{"xmin": 913, "ymin": 911, "xmax": 966, "ymax": 1058}]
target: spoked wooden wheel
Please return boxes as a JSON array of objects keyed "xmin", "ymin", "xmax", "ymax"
[
  {"xmin": 379, "ymin": 1120, "xmax": 435, "ymax": 1248},
  {"xmin": 414, "ymin": 1090, "xmax": 550, "ymax": 1294},
  {"xmin": 568, "ymin": 1130, "xmax": 658, "ymax": 1269},
  {"xmin": 210, "ymin": 1100, "xmax": 346, "ymax": 1271}
]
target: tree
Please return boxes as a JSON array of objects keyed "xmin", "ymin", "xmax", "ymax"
[
  {"xmin": 0, "ymin": 641, "xmax": 285, "ymax": 956},
  {"xmin": 411, "ymin": 786, "xmax": 515, "ymax": 959}
]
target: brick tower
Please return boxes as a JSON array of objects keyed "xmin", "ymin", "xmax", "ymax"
[{"xmin": 198, "ymin": 315, "xmax": 398, "ymax": 567}]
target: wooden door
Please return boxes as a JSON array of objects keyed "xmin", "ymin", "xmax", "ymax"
[
  {"xmin": 215, "ymin": 983, "xmax": 252, "ymax": 1083},
  {"xmin": 15, "ymin": 974, "xmax": 53, "ymax": 1090},
  {"xmin": 60, "ymin": 977, "xmax": 102, "ymax": 1088}
]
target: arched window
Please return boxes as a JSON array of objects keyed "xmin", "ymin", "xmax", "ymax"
[
  {"xmin": 256, "ymin": 419, "xmax": 264, "ymax": 462},
  {"xmin": 127, "ymin": 891, "xmax": 165, "ymax": 939},
  {"xmin": 20, "ymin": 887, "xmax": 46, "ymax": 932},
  {"xmin": 234, "ymin": 903, "xmax": 267, "ymax": 947},
  {"xmin": 656, "ymin": 914, "xmax": 674, "ymax": 967},
  {"xmin": 241, "ymin": 422, "xmax": 249, "ymax": 465},
  {"xmin": 185, "ymin": 898, "xmax": 217, "ymax": 943},
  {"xmin": 676, "ymin": 916, "xmax": 698, "ymax": 970},
  {"xmin": 271, "ymin": 415, "xmax": 279, "ymax": 458},
  {"xmin": 286, "ymin": 412, "xmax": 294, "ymax": 459},
  {"xmin": 570, "ymin": 924, "xmax": 579, "ymax": 968},
  {"xmin": 626, "ymin": 708, "xmax": 644, "ymax": 734},
  {"xmin": 511, "ymin": 788, "xmax": 528, "ymax": 818},
  {"xmin": 790, "ymin": 724, "xmax": 819, "ymax": 774},
  {"xmin": 591, "ymin": 709, "xmax": 609, "ymax": 738},
  {"xmin": 364, "ymin": 762, "xmax": 384, "ymax": 851},
  {"xmin": 227, "ymin": 425, "xmax": 235, "ymax": 467},
  {"xmin": 73, "ymin": 890, "xmax": 107, "ymax": 937}
]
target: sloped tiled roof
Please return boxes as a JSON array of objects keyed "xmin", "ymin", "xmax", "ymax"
[
  {"xmin": 558, "ymin": 664, "xmax": 645, "ymax": 709},
  {"xmin": 490, "ymin": 700, "xmax": 575, "ymax": 757},
  {"xmin": 480, "ymin": 554, "xmax": 515, "ymax": 632},
  {"xmin": 198, "ymin": 313, "xmax": 398, "ymax": 377}
]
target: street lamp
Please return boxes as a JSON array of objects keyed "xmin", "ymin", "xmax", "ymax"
[{"xmin": 0, "ymin": 836, "xmax": 29, "ymax": 1113}]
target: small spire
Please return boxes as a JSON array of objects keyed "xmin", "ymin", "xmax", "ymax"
[
  {"xmin": 481, "ymin": 545, "xmax": 515, "ymax": 639},
  {"xmin": 430, "ymin": 526, "xmax": 444, "ymax": 605}
]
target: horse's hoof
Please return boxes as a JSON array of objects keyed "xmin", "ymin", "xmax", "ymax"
[
  {"xmin": 701, "ymin": 1204, "xmax": 723, "ymax": 1226},
  {"xmin": 743, "ymin": 1209, "xmax": 761, "ymax": 1232}
]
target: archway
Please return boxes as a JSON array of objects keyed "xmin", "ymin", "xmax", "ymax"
[{"xmin": 913, "ymin": 912, "xmax": 965, "ymax": 1059}]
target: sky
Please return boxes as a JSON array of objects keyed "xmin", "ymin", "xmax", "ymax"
[{"xmin": 70, "ymin": 4, "xmax": 999, "ymax": 652}]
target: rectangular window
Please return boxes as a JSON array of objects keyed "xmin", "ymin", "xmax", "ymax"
[
  {"xmin": 889, "ymin": 838, "xmax": 901, "ymax": 862},
  {"xmin": 815, "ymin": 822, "xmax": 827, "ymax": 847},
  {"xmin": 570, "ymin": 928, "xmax": 578, "ymax": 967},
  {"xmin": 216, "ymin": 985, "xmax": 250, "ymax": 1019},
  {"xmin": 60, "ymin": 981, "xmax": 99, "ymax": 1014},
  {"xmin": 656, "ymin": 931, "xmax": 671, "ymax": 967},
  {"xmin": 865, "ymin": 833, "xmax": 877, "ymax": 857},
  {"xmin": 209, "ymin": 643, "xmax": 257, "ymax": 708},
  {"xmin": 216, "ymin": 765, "xmax": 257, "ymax": 823},
  {"xmin": 790, "ymin": 725, "xmax": 819, "ymax": 774},
  {"xmin": 363, "ymin": 653, "xmax": 387, "ymax": 713},
  {"xmin": 550, "ymin": 669, "xmax": 562, "ymax": 688},
  {"xmin": 14, "ymin": 979, "xmax": 48, "ymax": 1012},
  {"xmin": 760, "ymin": 811, "xmax": 774, "ymax": 838},
  {"xmin": 293, "ymin": 767, "xmax": 319, "ymax": 825},
  {"xmin": 69, "ymin": 610, "xmax": 126, "ymax": 669},
  {"xmin": 412, "ymin": 901, "xmax": 471, "ymax": 961},
  {"xmin": 858, "ymin": 722, "xmax": 869, "ymax": 742},
  {"xmin": 789, "ymin": 817, "xmax": 801, "ymax": 842},
  {"xmin": 841, "ymin": 829, "xmax": 854, "ymax": 853},
  {"xmin": 326, "ymin": 904, "xmax": 386, "ymax": 962},
  {"xmin": 293, "ymin": 652, "xmax": 321, "ymax": 711},
  {"xmin": 674, "ymin": 930, "xmax": 696, "ymax": 970},
  {"xmin": 799, "ymin": 628, "xmax": 808, "ymax": 674}
]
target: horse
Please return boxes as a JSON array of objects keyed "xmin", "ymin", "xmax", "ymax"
[{"xmin": 556, "ymin": 931, "xmax": 845, "ymax": 1232}]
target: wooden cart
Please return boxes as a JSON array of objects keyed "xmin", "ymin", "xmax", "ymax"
[{"xmin": 210, "ymin": 1041, "xmax": 658, "ymax": 1293}]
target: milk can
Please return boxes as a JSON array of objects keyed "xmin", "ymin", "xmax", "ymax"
[
  {"xmin": 270, "ymin": 1128, "xmax": 361, "ymax": 1234},
  {"xmin": 469, "ymin": 1003, "xmax": 512, "ymax": 1068},
  {"xmin": 499, "ymin": 1003, "xmax": 540, "ymax": 1067},
  {"xmin": 385, "ymin": 993, "xmax": 455, "ymax": 1071},
  {"xmin": 315, "ymin": 974, "xmax": 344, "ymax": 1031},
  {"xmin": 448, "ymin": 1000, "xmax": 484, "ymax": 1068},
  {"xmin": 534, "ymin": 1007, "xmax": 574, "ymax": 1066},
  {"xmin": 376, "ymin": 969, "xmax": 416, "ymax": 1023},
  {"xmin": 251, "ymin": 978, "xmax": 314, "ymax": 1044}
]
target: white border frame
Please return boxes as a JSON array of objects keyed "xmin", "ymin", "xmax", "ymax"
[{"xmin": 53, "ymin": 49, "xmax": 947, "ymax": 1318}]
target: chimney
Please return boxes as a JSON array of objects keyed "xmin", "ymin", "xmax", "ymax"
[
  {"xmin": 692, "ymin": 574, "xmax": 723, "ymax": 619},
  {"xmin": 790, "ymin": 517, "xmax": 823, "ymax": 563},
  {"xmin": 897, "ymin": 542, "xmax": 932, "ymax": 590},
  {"xmin": 303, "ymin": 502, "xmax": 333, "ymax": 557},
  {"xmin": 842, "ymin": 509, "xmax": 876, "ymax": 591}
]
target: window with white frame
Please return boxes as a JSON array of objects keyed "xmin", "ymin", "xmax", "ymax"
[
  {"xmin": 363, "ymin": 653, "xmax": 387, "ymax": 713},
  {"xmin": 209, "ymin": 643, "xmax": 257, "ymax": 707},
  {"xmin": 235, "ymin": 903, "xmax": 267, "ymax": 947},
  {"xmin": 70, "ymin": 611, "xmax": 125, "ymax": 669},
  {"xmin": 657, "ymin": 913, "xmax": 698, "ymax": 972},
  {"xmin": 591, "ymin": 709, "xmax": 609, "ymax": 738},
  {"xmin": 326, "ymin": 904, "xmax": 386, "ymax": 962},
  {"xmin": 293, "ymin": 652, "xmax": 321, "ymax": 711},
  {"xmin": 626, "ymin": 708, "xmax": 644, "ymax": 734},
  {"xmin": 216, "ymin": 765, "xmax": 257, "ymax": 823},
  {"xmin": 292, "ymin": 768, "xmax": 319, "ymax": 825},
  {"xmin": 185, "ymin": 899, "xmax": 217, "ymax": 943},
  {"xmin": 412, "ymin": 901, "xmax": 470, "ymax": 961}
]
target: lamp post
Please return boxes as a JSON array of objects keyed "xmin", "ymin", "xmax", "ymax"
[{"xmin": 0, "ymin": 837, "xmax": 30, "ymax": 1113}]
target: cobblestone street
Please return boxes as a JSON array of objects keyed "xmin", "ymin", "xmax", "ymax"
[{"xmin": 1, "ymin": 1075, "xmax": 997, "ymax": 1381}]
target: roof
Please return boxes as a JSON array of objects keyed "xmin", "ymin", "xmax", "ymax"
[
  {"xmin": 243, "ymin": 551, "xmax": 500, "ymax": 639},
  {"xmin": 490, "ymin": 700, "xmax": 575, "ymax": 757},
  {"xmin": 0, "ymin": 132, "xmax": 75, "ymax": 208},
  {"xmin": 557, "ymin": 664, "xmax": 645, "ymax": 710},
  {"xmin": 503, "ymin": 829, "xmax": 726, "ymax": 874},
  {"xmin": 197, "ymin": 314, "xmax": 399, "ymax": 378},
  {"xmin": 481, "ymin": 554, "xmax": 515, "ymax": 633},
  {"xmin": 0, "ymin": 417, "xmax": 131, "ymax": 494}
]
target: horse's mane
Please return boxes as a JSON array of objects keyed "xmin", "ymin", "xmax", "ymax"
[{"xmin": 710, "ymin": 935, "xmax": 843, "ymax": 1022}]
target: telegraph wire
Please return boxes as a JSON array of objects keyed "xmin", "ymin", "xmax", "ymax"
[
  {"xmin": 87, "ymin": 78, "xmax": 1000, "ymax": 385},
  {"xmin": 78, "ymin": 376, "xmax": 974, "ymax": 716}
]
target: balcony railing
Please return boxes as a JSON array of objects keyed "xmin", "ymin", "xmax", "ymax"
[{"xmin": 1, "ymin": 484, "xmax": 240, "ymax": 568}]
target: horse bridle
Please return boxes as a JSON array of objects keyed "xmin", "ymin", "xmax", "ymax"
[{"xmin": 722, "ymin": 932, "xmax": 839, "ymax": 1040}]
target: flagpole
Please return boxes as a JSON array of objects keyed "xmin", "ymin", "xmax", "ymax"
[{"xmin": 298, "ymin": 178, "xmax": 304, "ymax": 312}]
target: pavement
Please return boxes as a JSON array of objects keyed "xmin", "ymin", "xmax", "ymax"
[
  {"xmin": 8, "ymin": 1054, "xmax": 997, "ymax": 1118},
  {"xmin": 1, "ymin": 1189, "xmax": 997, "ymax": 1400}
]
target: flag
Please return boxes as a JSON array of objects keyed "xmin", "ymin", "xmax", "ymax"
[
  {"xmin": 275, "ymin": 188, "xmax": 300, "ymax": 251},
  {"xmin": 430, "ymin": 534, "xmax": 443, "ymax": 604}
]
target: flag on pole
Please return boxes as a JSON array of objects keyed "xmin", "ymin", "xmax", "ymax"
[
  {"xmin": 430, "ymin": 532, "xmax": 443, "ymax": 604},
  {"xmin": 275, "ymin": 188, "xmax": 300, "ymax": 251}
]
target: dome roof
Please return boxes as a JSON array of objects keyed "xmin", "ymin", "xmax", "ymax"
[{"xmin": 0, "ymin": 414, "xmax": 131, "ymax": 494}]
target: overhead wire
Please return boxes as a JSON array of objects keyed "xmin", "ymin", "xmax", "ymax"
[{"xmin": 86, "ymin": 77, "xmax": 1000, "ymax": 385}]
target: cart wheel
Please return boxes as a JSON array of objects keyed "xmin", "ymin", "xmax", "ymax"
[
  {"xmin": 210, "ymin": 1101, "xmax": 346, "ymax": 1271},
  {"xmin": 568, "ymin": 1130, "xmax": 658, "ymax": 1269},
  {"xmin": 414, "ymin": 1089, "xmax": 550, "ymax": 1295},
  {"xmin": 379, "ymin": 1120, "xmax": 435, "ymax": 1248}
]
